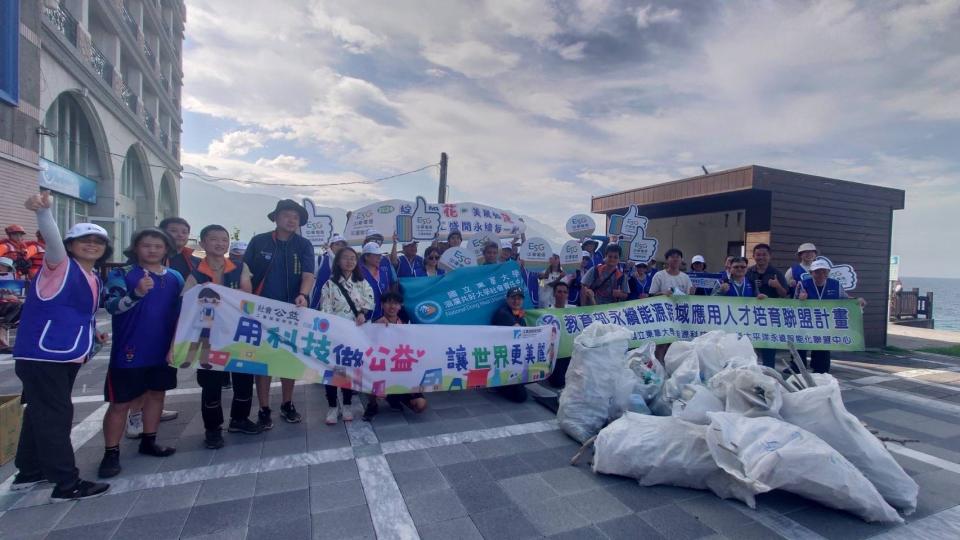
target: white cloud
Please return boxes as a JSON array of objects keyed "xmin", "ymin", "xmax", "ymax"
[
  {"xmin": 207, "ymin": 130, "xmax": 266, "ymax": 157},
  {"xmin": 635, "ymin": 4, "xmax": 681, "ymax": 28},
  {"xmin": 557, "ymin": 41, "xmax": 587, "ymax": 61},
  {"xmin": 421, "ymin": 40, "xmax": 520, "ymax": 78},
  {"xmin": 310, "ymin": 4, "xmax": 384, "ymax": 53},
  {"xmin": 255, "ymin": 155, "xmax": 310, "ymax": 171}
]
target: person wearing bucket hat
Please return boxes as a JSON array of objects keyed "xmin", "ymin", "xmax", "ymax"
[
  {"xmin": 795, "ymin": 258, "xmax": 866, "ymax": 373},
  {"xmin": 390, "ymin": 233, "xmax": 426, "ymax": 278},
  {"xmin": 310, "ymin": 233, "xmax": 348, "ymax": 309},
  {"xmin": 11, "ymin": 191, "xmax": 111, "ymax": 500},
  {"xmin": 580, "ymin": 237, "xmax": 604, "ymax": 269},
  {"xmin": 491, "ymin": 286, "xmax": 530, "ymax": 403},
  {"xmin": 786, "ymin": 242, "xmax": 819, "ymax": 292},
  {"xmin": 240, "ymin": 200, "xmax": 316, "ymax": 429}
]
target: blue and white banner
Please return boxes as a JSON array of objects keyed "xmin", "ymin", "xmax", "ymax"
[{"xmin": 400, "ymin": 261, "xmax": 531, "ymax": 325}]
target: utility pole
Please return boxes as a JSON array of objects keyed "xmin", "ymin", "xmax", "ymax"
[{"xmin": 438, "ymin": 152, "xmax": 448, "ymax": 203}]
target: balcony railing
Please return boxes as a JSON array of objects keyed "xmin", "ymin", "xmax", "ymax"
[
  {"xmin": 162, "ymin": 19, "xmax": 172, "ymax": 37},
  {"xmin": 160, "ymin": 128, "xmax": 169, "ymax": 149},
  {"xmin": 119, "ymin": 80, "xmax": 138, "ymax": 113},
  {"xmin": 143, "ymin": 41, "xmax": 156, "ymax": 67},
  {"xmin": 90, "ymin": 45, "xmax": 115, "ymax": 87},
  {"xmin": 159, "ymin": 73, "xmax": 170, "ymax": 92},
  {"xmin": 44, "ymin": 4, "xmax": 79, "ymax": 47},
  {"xmin": 121, "ymin": 3, "xmax": 139, "ymax": 37},
  {"xmin": 144, "ymin": 110, "xmax": 156, "ymax": 133}
]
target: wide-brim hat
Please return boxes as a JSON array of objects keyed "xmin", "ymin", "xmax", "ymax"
[
  {"xmin": 268, "ymin": 199, "xmax": 308, "ymax": 226},
  {"xmin": 797, "ymin": 242, "xmax": 818, "ymax": 254}
]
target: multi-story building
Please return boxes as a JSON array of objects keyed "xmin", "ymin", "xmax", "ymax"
[{"xmin": 0, "ymin": 0, "xmax": 184, "ymax": 258}]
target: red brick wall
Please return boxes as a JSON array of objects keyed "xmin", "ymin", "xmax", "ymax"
[{"xmin": 0, "ymin": 158, "xmax": 39, "ymax": 234}]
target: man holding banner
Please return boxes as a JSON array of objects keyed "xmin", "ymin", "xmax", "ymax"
[
  {"xmin": 241, "ymin": 200, "xmax": 315, "ymax": 429},
  {"xmin": 491, "ymin": 287, "xmax": 532, "ymax": 403}
]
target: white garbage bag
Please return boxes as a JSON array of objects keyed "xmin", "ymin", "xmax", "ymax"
[
  {"xmin": 781, "ymin": 379, "xmax": 919, "ymax": 515},
  {"xmin": 625, "ymin": 342, "xmax": 665, "ymax": 403},
  {"xmin": 717, "ymin": 333, "xmax": 758, "ymax": 365},
  {"xmin": 693, "ymin": 331, "xmax": 727, "ymax": 381},
  {"xmin": 662, "ymin": 344, "xmax": 703, "ymax": 405},
  {"xmin": 707, "ymin": 368, "xmax": 783, "ymax": 418},
  {"xmin": 592, "ymin": 413, "xmax": 756, "ymax": 506},
  {"xmin": 672, "ymin": 386, "xmax": 724, "ymax": 424},
  {"xmin": 557, "ymin": 323, "xmax": 632, "ymax": 442},
  {"xmin": 705, "ymin": 412, "xmax": 903, "ymax": 523},
  {"xmin": 664, "ymin": 340, "xmax": 698, "ymax": 377}
]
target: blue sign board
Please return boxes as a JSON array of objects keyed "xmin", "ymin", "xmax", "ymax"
[
  {"xmin": 400, "ymin": 261, "xmax": 531, "ymax": 325},
  {"xmin": 38, "ymin": 158, "xmax": 98, "ymax": 204}
]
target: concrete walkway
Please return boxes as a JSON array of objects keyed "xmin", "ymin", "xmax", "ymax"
[{"xmin": 888, "ymin": 324, "xmax": 960, "ymax": 351}]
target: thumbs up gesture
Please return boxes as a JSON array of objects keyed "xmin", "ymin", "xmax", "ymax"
[
  {"xmin": 410, "ymin": 196, "xmax": 441, "ymax": 241},
  {"xmin": 136, "ymin": 274, "xmax": 155, "ymax": 296},
  {"xmin": 25, "ymin": 191, "xmax": 52, "ymax": 211}
]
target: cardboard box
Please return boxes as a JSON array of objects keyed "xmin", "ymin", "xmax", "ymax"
[{"xmin": 0, "ymin": 394, "xmax": 22, "ymax": 466}]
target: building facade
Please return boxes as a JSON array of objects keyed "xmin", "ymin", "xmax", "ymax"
[{"xmin": 1, "ymin": 0, "xmax": 184, "ymax": 257}]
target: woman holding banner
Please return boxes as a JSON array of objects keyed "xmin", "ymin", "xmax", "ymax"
[{"xmin": 320, "ymin": 247, "xmax": 374, "ymax": 425}]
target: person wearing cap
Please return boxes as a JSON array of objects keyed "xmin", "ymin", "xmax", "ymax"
[
  {"xmin": 364, "ymin": 228, "xmax": 397, "ymax": 280},
  {"xmin": 228, "ymin": 240, "xmax": 247, "ymax": 267},
  {"xmin": 240, "ymin": 199, "xmax": 316, "ymax": 428},
  {"xmin": 796, "ymin": 258, "xmax": 866, "ymax": 373},
  {"xmin": 310, "ymin": 233, "xmax": 348, "ymax": 310},
  {"xmin": 499, "ymin": 238, "xmax": 516, "ymax": 263},
  {"xmin": 490, "ymin": 287, "xmax": 530, "ymax": 403},
  {"xmin": 581, "ymin": 244, "xmax": 631, "ymax": 305},
  {"xmin": 627, "ymin": 260, "xmax": 652, "ymax": 300},
  {"xmin": 361, "ymin": 241, "xmax": 396, "ymax": 321},
  {"xmin": 181, "ymin": 225, "xmax": 262, "ymax": 449},
  {"xmin": 562, "ymin": 251, "xmax": 591, "ymax": 306},
  {"xmin": 10, "ymin": 191, "xmax": 111, "ymax": 500},
  {"xmin": 320, "ymin": 247, "xmax": 374, "ymax": 424},
  {"xmin": 579, "ymin": 237, "xmax": 603, "ymax": 270},
  {"xmin": 99, "ymin": 227, "xmax": 185, "ymax": 478},
  {"xmin": 391, "ymin": 233, "xmax": 426, "ymax": 278},
  {"xmin": 689, "ymin": 255, "xmax": 713, "ymax": 295},
  {"xmin": 746, "ymin": 243, "xmax": 789, "ymax": 368},
  {"xmin": 786, "ymin": 243, "xmax": 819, "ymax": 293},
  {"xmin": 1, "ymin": 224, "xmax": 41, "ymax": 279},
  {"xmin": 159, "ymin": 217, "xmax": 201, "ymax": 279},
  {"xmin": 0, "ymin": 256, "xmax": 16, "ymax": 280}
]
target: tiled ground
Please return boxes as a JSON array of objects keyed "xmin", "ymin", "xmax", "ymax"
[{"xmin": 1, "ymin": 339, "xmax": 960, "ymax": 538}]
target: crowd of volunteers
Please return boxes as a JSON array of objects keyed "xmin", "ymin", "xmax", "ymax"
[{"xmin": 3, "ymin": 194, "xmax": 863, "ymax": 501}]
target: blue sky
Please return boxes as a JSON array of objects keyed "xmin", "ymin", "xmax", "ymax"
[{"xmin": 180, "ymin": 0, "xmax": 960, "ymax": 278}]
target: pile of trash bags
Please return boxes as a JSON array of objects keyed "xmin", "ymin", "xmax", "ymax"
[{"xmin": 558, "ymin": 324, "xmax": 918, "ymax": 524}]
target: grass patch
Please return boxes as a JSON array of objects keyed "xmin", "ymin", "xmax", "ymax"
[{"xmin": 918, "ymin": 345, "xmax": 960, "ymax": 358}]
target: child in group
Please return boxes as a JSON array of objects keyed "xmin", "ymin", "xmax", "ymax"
[
  {"xmin": 99, "ymin": 228, "xmax": 183, "ymax": 478},
  {"xmin": 181, "ymin": 225, "xmax": 262, "ymax": 449},
  {"xmin": 11, "ymin": 192, "xmax": 111, "ymax": 501},
  {"xmin": 320, "ymin": 247, "xmax": 374, "ymax": 425},
  {"xmin": 362, "ymin": 292, "xmax": 428, "ymax": 420}
]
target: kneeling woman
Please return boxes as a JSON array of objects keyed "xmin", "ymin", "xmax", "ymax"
[
  {"xmin": 99, "ymin": 228, "xmax": 183, "ymax": 478},
  {"xmin": 320, "ymin": 247, "xmax": 374, "ymax": 424}
]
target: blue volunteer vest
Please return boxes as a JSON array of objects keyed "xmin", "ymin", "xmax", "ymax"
[
  {"xmin": 362, "ymin": 265, "xmax": 393, "ymax": 321},
  {"xmin": 109, "ymin": 266, "xmax": 184, "ymax": 369},
  {"xmin": 311, "ymin": 253, "xmax": 333, "ymax": 309},
  {"xmin": 397, "ymin": 254, "xmax": 426, "ymax": 278},
  {"xmin": 13, "ymin": 258, "xmax": 99, "ymax": 363},
  {"xmin": 789, "ymin": 263, "xmax": 810, "ymax": 286},
  {"xmin": 800, "ymin": 277, "xmax": 842, "ymax": 300},
  {"xmin": 722, "ymin": 279, "xmax": 755, "ymax": 297},
  {"xmin": 191, "ymin": 265, "xmax": 242, "ymax": 289}
]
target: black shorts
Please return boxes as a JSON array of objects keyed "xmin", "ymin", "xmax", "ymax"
[{"xmin": 104, "ymin": 364, "xmax": 179, "ymax": 403}]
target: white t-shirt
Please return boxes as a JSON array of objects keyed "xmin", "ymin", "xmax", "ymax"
[{"xmin": 649, "ymin": 270, "xmax": 693, "ymax": 296}]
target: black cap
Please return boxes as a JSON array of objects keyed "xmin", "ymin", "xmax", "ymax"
[
  {"xmin": 268, "ymin": 199, "xmax": 308, "ymax": 226},
  {"xmin": 507, "ymin": 287, "xmax": 525, "ymax": 298}
]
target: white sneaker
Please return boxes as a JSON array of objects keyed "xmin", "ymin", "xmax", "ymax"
[
  {"xmin": 341, "ymin": 406, "xmax": 354, "ymax": 422},
  {"xmin": 325, "ymin": 408, "xmax": 339, "ymax": 425},
  {"xmin": 126, "ymin": 411, "xmax": 143, "ymax": 439},
  {"xmin": 160, "ymin": 410, "xmax": 178, "ymax": 422}
]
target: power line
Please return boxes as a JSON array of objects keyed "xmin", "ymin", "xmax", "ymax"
[{"xmin": 43, "ymin": 134, "xmax": 440, "ymax": 188}]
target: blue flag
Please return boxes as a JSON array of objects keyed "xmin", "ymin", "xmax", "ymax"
[{"xmin": 400, "ymin": 261, "xmax": 532, "ymax": 325}]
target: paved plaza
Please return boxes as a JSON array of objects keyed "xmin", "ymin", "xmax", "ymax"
[{"xmin": 1, "ymin": 326, "xmax": 959, "ymax": 539}]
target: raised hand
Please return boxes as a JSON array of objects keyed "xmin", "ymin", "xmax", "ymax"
[
  {"xmin": 135, "ymin": 274, "xmax": 154, "ymax": 296},
  {"xmin": 25, "ymin": 191, "xmax": 52, "ymax": 211}
]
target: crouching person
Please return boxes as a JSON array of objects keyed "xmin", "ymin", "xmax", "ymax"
[{"xmin": 99, "ymin": 229, "xmax": 183, "ymax": 478}]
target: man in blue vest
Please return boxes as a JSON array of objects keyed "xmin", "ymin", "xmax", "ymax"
[
  {"xmin": 797, "ymin": 259, "xmax": 866, "ymax": 373},
  {"xmin": 391, "ymin": 237, "xmax": 426, "ymax": 278}
]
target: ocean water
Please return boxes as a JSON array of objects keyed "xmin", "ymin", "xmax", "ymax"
[{"xmin": 900, "ymin": 277, "xmax": 960, "ymax": 332}]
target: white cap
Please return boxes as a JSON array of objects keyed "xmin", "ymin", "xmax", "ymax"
[
  {"xmin": 361, "ymin": 242, "xmax": 382, "ymax": 255},
  {"xmin": 500, "ymin": 238, "xmax": 513, "ymax": 249},
  {"xmin": 229, "ymin": 241, "xmax": 248, "ymax": 253},
  {"xmin": 0, "ymin": 256, "xmax": 13, "ymax": 269},
  {"xmin": 328, "ymin": 233, "xmax": 347, "ymax": 246},
  {"xmin": 810, "ymin": 259, "xmax": 831, "ymax": 272},
  {"xmin": 403, "ymin": 238, "xmax": 419, "ymax": 246},
  {"xmin": 797, "ymin": 243, "xmax": 817, "ymax": 253},
  {"xmin": 581, "ymin": 250, "xmax": 591, "ymax": 259},
  {"xmin": 691, "ymin": 255, "xmax": 705, "ymax": 264},
  {"xmin": 64, "ymin": 223, "xmax": 110, "ymax": 242},
  {"xmin": 365, "ymin": 228, "xmax": 383, "ymax": 238}
]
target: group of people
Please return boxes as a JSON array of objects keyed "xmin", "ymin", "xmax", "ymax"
[{"xmin": 6, "ymin": 194, "xmax": 864, "ymax": 502}]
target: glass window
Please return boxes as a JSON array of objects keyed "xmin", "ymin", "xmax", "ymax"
[{"xmin": 0, "ymin": 0, "xmax": 18, "ymax": 106}]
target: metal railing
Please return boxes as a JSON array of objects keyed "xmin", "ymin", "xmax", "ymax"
[
  {"xmin": 144, "ymin": 110, "xmax": 156, "ymax": 133},
  {"xmin": 160, "ymin": 128, "xmax": 169, "ymax": 148},
  {"xmin": 143, "ymin": 41, "xmax": 156, "ymax": 67},
  {"xmin": 90, "ymin": 45, "xmax": 115, "ymax": 86},
  {"xmin": 121, "ymin": 3, "xmax": 139, "ymax": 37},
  {"xmin": 44, "ymin": 4, "xmax": 79, "ymax": 46},
  {"xmin": 159, "ymin": 72, "xmax": 170, "ymax": 91},
  {"xmin": 120, "ymin": 80, "xmax": 138, "ymax": 113}
]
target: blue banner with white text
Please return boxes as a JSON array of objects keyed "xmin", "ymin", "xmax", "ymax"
[{"xmin": 400, "ymin": 261, "xmax": 531, "ymax": 325}]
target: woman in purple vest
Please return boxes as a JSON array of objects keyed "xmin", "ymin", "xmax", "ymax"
[{"xmin": 11, "ymin": 191, "xmax": 111, "ymax": 501}]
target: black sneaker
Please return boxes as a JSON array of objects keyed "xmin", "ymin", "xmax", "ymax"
[
  {"xmin": 279, "ymin": 402, "xmax": 302, "ymax": 424},
  {"xmin": 50, "ymin": 479, "xmax": 110, "ymax": 502},
  {"xmin": 258, "ymin": 408, "xmax": 274, "ymax": 431},
  {"xmin": 362, "ymin": 400, "xmax": 379, "ymax": 422},
  {"xmin": 228, "ymin": 418, "xmax": 263, "ymax": 435},
  {"xmin": 204, "ymin": 429, "xmax": 225, "ymax": 449},
  {"xmin": 10, "ymin": 471, "xmax": 48, "ymax": 491},
  {"xmin": 98, "ymin": 451, "xmax": 121, "ymax": 479}
]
